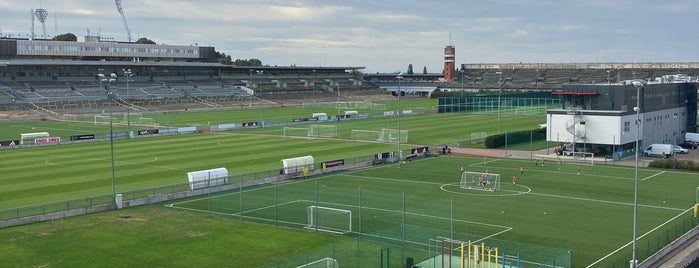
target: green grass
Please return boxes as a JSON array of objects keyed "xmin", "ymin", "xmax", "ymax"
[
  {"xmin": 173, "ymin": 156, "xmax": 696, "ymax": 267},
  {"xmin": 1, "ymin": 99, "xmax": 693, "ymax": 267},
  {"xmin": 0, "ymin": 205, "xmax": 344, "ymax": 267}
]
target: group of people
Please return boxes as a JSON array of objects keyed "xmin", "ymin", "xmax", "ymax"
[{"xmin": 460, "ymin": 161, "xmax": 582, "ymax": 187}]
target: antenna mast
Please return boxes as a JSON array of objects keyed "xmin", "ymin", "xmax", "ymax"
[{"xmin": 114, "ymin": 0, "xmax": 132, "ymax": 42}]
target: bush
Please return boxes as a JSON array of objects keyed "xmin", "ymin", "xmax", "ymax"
[
  {"xmin": 648, "ymin": 159, "xmax": 699, "ymax": 171},
  {"xmin": 484, "ymin": 128, "xmax": 546, "ymax": 148}
]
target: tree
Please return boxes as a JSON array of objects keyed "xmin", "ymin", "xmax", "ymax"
[
  {"xmin": 423, "ymin": 66, "xmax": 427, "ymax": 74},
  {"xmin": 52, "ymin": 33, "xmax": 77, "ymax": 41},
  {"xmin": 233, "ymin": 59, "xmax": 263, "ymax": 66},
  {"xmin": 215, "ymin": 51, "xmax": 233, "ymax": 65},
  {"xmin": 135, "ymin": 37, "xmax": 156, "ymax": 44},
  {"xmin": 407, "ymin": 64, "xmax": 414, "ymax": 75}
]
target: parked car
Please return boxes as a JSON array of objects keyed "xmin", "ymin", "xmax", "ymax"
[
  {"xmin": 643, "ymin": 144, "xmax": 674, "ymax": 158},
  {"xmin": 673, "ymin": 145, "xmax": 689, "ymax": 154},
  {"xmin": 679, "ymin": 142, "xmax": 697, "ymax": 149}
]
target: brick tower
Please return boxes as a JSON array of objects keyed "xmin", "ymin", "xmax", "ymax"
[{"xmin": 444, "ymin": 45, "xmax": 456, "ymax": 81}]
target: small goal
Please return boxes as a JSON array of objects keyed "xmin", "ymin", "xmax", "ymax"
[
  {"xmin": 284, "ymin": 127, "xmax": 311, "ymax": 139},
  {"xmin": 306, "ymin": 205, "xmax": 352, "ymax": 234},
  {"xmin": 378, "ymin": 128, "xmax": 408, "ymax": 143},
  {"xmin": 470, "ymin": 131, "xmax": 487, "ymax": 144},
  {"xmin": 138, "ymin": 117, "xmax": 156, "ymax": 127},
  {"xmin": 94, "ymin": 115, "xmax": 111, "ymax": 125},
  {"xmin": 460, "ymin": 171, "xmax": 500, "ymax": 191},
  {"xmin": 350, "ymin": 129, "xmax": 380, "ymax": 142},
  {"xmin": 295, "ymin": 257, "xmax": 339, "ymax": 268},
  {"xmin": 309, "ymin": 124, "xmax": 337, "ymax": 138},
  {"xmin": 61, "ymin": 114, "xmax": 78, "ymax": 121}
]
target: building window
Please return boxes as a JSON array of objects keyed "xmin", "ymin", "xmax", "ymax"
[{"xmin": 624, "ymin": 121, "xmax": 630, "ymax": 132}]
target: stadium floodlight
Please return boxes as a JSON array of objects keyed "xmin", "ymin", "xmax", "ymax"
[
  {"xmin": 496, "ymin": 71, "xmax": 503, "ymax": 134},
  {"xmin": 99, "ymin": 69, "xmax": 118, "ymax": 209},
  {"xmin": 631, "ymin": 80, "xmax": 643, "ymax": 268},
  {"xmin": 122, "ymin": 69, "xmax": 132, "ymax": 135},
  {"xmin": 396, "ymin": 72, "xmax": 403, "ymax": 161}
]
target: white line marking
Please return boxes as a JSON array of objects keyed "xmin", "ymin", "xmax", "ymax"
[
  {"xmin": 641, "ymin": 171, "xmax": 665, "ymax": 181},
  {"xmin": 585, "ymin": 206, "xmax": 694, "ymax": 268},
  {"xmin": 529, "ymin": 191, "xmax": 684, "ymax": 211}
]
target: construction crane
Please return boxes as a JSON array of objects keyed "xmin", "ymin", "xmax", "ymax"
[{"xmin": 114, "ymin": 0, "xmax": 132, "ymax": 42}]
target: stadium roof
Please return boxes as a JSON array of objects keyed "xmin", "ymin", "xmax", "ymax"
[
  {"xmin": 551, "ymin": 92, "xmax": 599, "ymax": 96},
  {"xmin": 0, "ymin": 60, "xmax": 364, "ymax": 71}
]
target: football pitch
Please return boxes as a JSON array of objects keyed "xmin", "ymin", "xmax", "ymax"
[
  {"xmin": 1, "ymin": 99, "xmax": 697, "ymax": 267},
  {"xmin": 167, "ymin": 155, "xmax": 697, "ymax": 267}
]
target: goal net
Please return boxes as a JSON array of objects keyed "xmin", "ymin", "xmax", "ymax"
[
  {"xmin": 296, "ymin": 257, "xmax": 339, "ymax": 268},
  {"xmin": 350, "ymin": 129, "xmax": 380, "ymax": 142},
  {"xmin": 61, "ymin": 114, "xmax": 78, "ymax": 121},
  {"xmin": 306, "ymin": 205, "xmax": 352, "ymax": 234},
  {"xmin": 470, "ymin": 132, "xmax": 487, "ymax": 144},
  {"xmin": 123, "ymin": 112, "xmax": 142, "ymax": 124},
  {"xmin": 378, "ymin": 128, "xmax": 408, "ymax": 143},
  {"xmin": 138, "ymin": 117, "xmax": 156, "ymax": 127},
  {"xmin": 94, "ymin": 115, "xmax": 111, "ymax": 125},
  {"xmin": 371, "ymin": 103, "xmax": 387, "ymax": 110},
  {"xmin": 460, "ymin": 171, "xmax": 501, "ymax": 191},
  {"xmin": 309, "ymin": 124, "xmax": 337, "ymax": 138},
  {"xmin": 284, "ymin": 127, "xmax": 311, "ymax": 139}
]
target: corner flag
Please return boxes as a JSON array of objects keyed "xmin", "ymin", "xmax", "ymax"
[{"xmin": 694, "ymin": 203, "xmax": 698, "ymax": 218}]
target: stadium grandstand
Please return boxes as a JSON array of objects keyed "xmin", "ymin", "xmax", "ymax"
[
  {"xmin": 448, "ymin": 62, "xmax": 699, "ymax": 91},
  {"xmin": 0, "ymin": 37, "xmax": 392, "ymax": 118},
  {"xmin": 364, "ymin": 61, "xmax": 699, "ymax": 97}
]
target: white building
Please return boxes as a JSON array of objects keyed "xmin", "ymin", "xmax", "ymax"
[{"xmin": 546, "ymin": 78, "xmax": 698, "ymax": 157}]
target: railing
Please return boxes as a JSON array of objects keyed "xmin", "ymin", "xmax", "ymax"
[{"xmin": 0, "ymin": 153, "xmax": 383, "ymax": 228}]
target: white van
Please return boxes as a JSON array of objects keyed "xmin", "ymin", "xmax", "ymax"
[
  {"xmin": 685, "ymin": 132, "xmax": 699, "ymax": 143},
  {"xmin": 643, "ymin": 144, "xmax": 674, "ymax": 158}
]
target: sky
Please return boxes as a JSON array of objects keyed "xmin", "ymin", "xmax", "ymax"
[{"xmin": 0, "ymin": 0, "xmax": 698, "ymax": 73}]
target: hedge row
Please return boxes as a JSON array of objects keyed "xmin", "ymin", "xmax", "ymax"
[
  {"xmin": 648, "ymin": 159, "xmax": 699, "ymax": 171},
  {"xmin": 484, "ymin": 128, "xmax": 547, "ymax": 148}
]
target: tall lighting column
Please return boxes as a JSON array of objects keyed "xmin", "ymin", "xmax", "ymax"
[
  {"xmin": 122, "ymin": 68, "xmax": 132, "ymax": 135},
  {"xmin": 397, "ymin": 72, "xmax": 403, "ymax": 161},
  {"xmin": 460, "ymin": 69, "xmax": 464, "ymax": 93},
  {"xmin": 98, "ymin": 70, "xmax": 118, "ymax": 206},
  {"xmin": 312, "ymin": 69, "xmax": 316, "ymax": 104},
  {"xmin": 496, "ymin": 71, "xmax": 503, "ymax": 134},
  {"xmin": 631, "ymin": 80, "xmax": 643, "ymax": 268}
]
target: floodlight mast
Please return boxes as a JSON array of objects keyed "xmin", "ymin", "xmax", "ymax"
[
  {"xmin": 631, "ymin": 79, "xmax": 643, "ymax": 268},
  {"xmin": 115, "ymin": 0, "xmax": 133, "ymax": 42}
]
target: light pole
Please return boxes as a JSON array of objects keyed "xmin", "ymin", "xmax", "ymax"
[
  {"xmin": 496, "ymin": 71, "xmax": 503, "ymax": 134},
  {"xmin": 312, "ymin": 69, "xmax": 316, "ymax": 104},
  {"xmin": 122, "ymin": 68, "xmax": 132, "ymax": 135},
  {"xmin": 397, "ymin": 72, "xmax": 403, "ymax": 161},
  {"xmin": 460, "ymin": 69, "xmax": 464, "ymax": 93},
  {"xmin": 98, "ymin": 69, "xmax": 118, "ymax": 206},
  {"xmin": 631, "ymin": 80, "xmax": 643, "ymax": 268},
  {"xmin": 535, "ymin": 69, "xmax": 539, "ymax": 90},
  {"xmin": 336, "ymin": 83, "xmax": 340, "ymax": 117}
]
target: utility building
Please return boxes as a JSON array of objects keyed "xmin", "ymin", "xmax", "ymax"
[{"xmin": 546, "ymin": 75, "xmax": 697, "ymax": 158}]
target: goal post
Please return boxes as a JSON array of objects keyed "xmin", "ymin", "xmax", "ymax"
[
  {"xmin": 61, "ymin": 114, "xmax": 78, "ymax": 121},
  {"xmin": 351, "ymin": 129, "xmax": 380, "ymax": 142},
  {"xmin": 460, "ymin": 171, "xmax": 500, "ymax": 191},
  {"xmin": 309, "ymin": 124, "xmax": 337, "ymax": 138},
  {"xmin": 470, "ymin": 131, "xmax": 487, "ymax": 144},
  {"xmin": 94, "ymin": 115, "xmax": 111, "ymax": 125},
  {"xmin": 306, "ymin": 205, "xmax": 352, "ymax": 234},
  {"xmin": 138, "ymin": 117, "xmax": 156, "ymax": 127},
  {"xmin": 284, "ymin": 127, "xmax": 311, "ymax": 139},
  {"xmin": 378, "ymin": 128, "xmax": 408, "ymax": 143},
  {"xmin": 296, "ymin": 257, "xmax": 339, "ymax": 268}
]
